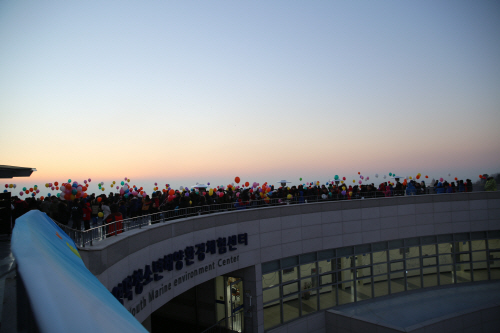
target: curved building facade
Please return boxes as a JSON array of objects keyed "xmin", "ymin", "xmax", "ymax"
[{"xmin": 79, "ymin": 191, "xmax": 500, "ymax": 332}]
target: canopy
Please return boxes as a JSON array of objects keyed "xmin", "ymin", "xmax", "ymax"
[{"xmin": 0, "ymin": 165, "xmax": 36, "ymax": 178}]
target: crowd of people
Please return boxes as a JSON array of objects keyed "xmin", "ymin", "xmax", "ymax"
[{"xmin": 10, "ymin": 175, "xmax": 498, "ymax": 236}]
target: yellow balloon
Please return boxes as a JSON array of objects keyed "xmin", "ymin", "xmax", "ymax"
[
  {"xmin": 9, "ymin": 184, "xmax": 13, "ymax": 188},
  {"xmin": 127, "ymin": 179, "xmax": 130, "ymax": 182},
  {"xmin": 341, "ymin": 181, "xmax": 344, "ymax": 184},
  {"xmin": 353, "ymin": 180, "xmax": 355, "ymax": 183},
  {"xmin": 409, "ymin": 177, "xmax": 412, "ymax": 179},
  {"xmin": 189, "ymin": 201, "xmax": 192, "ymax": 205},
  {"xmin": 98, "ymin": 212, "xmax": 104, "ymax": 218}
]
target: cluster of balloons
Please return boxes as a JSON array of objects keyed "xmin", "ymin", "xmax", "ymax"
[{"xmin": 59, "ymin": 181, "xmax": 89, "ymax": 201}]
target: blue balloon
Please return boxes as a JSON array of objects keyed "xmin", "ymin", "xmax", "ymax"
[
  {"xmin": 3, "ymin": 189, "xmax": 7, "ymax": 193},
  {"xmin": 47, "ymin": 193, "xmax": 51, "ymax": 197}
]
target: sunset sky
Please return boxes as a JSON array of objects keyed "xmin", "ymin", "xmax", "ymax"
[{"xmin": 1, "ymin": 1, "xmax": 499, "ymax": 196}]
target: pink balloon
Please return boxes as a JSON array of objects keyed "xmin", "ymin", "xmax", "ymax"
[
  {"xmin": 88, "ymin": 178, "xmax": 91, "ymax": 182},
  {"xmin": 84, "ymin": 180, "xmax": 87, "ymax": 184},
  {"xmin": 36, "ymin": 189, "xmax": 40, "ymax": 193},
  {"xmin": 19, "ymin": 191, "xmax": 23, "ymax": 196},
  {"xmin": 439, "ymin": 178, "xmax": 443, "ymax": 182},
  {"xmin": 51, "ymin": 186, "xmax": 55, "ymax": 190},
  {"xmin": 116, "ymin": 186, "xmax": 119, "ymax": 189},
  {"xmin": 358, "ymin": 180, "xmax": 362, "ymax": 184}
]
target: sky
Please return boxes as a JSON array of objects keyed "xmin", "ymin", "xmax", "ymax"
[{"xmin": 1, "ymin": 1, "xmax": 500, "ymax": 196}]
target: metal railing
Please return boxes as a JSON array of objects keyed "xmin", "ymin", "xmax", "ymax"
[
  {"xmin": 54, "ymin": 186, "xmax": 486, "ymax": 248},
  {"xmin": 201, "ymin": 310, "xmax": 244, "ymax": 333}
]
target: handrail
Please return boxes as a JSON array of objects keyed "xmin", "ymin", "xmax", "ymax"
[{"xmin": 53, "ymin": 187, "xmax": 488, "ymax": 248}]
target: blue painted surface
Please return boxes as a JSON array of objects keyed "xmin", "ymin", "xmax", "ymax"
[{"xmin": 11, "ymin": 210, "xmax": 148, "ymax": 333}]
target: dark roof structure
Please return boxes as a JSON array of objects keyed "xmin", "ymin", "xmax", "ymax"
[{"xmin": 0, "ymin": 165, "xmax": 37, "ymax": 178}]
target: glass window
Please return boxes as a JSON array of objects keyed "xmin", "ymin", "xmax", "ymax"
[
  {"xmin": 263, "ymin": 300, "xmax": 281, "ymax": 330},
  {"xmin": 456, "ymin": 263, "xmax": 471, "ymax": 283},
  {"xmin": 356, "ymin": 266, "xmax": 372, "ymax": 279},
  {"xmin": 472, "ymin": 251, "xmax": 487, "ymax": 262},
  {"xmin": 282, "ymin": 282, "xmax": 299, "ymax": 296},
  {"xmin": 471, "ymin": 240, "xmax": 486, "ymax": 251},
  {"xmin": 338, "ymin": 281, "xmax": 355, "ymax": 305},
  {"xmin": 373, "ymin": 277, "xmax": 389, "ymax": 298},
  {"xmin": 438, "ymin": 243, "xmax": 453, "ymax": 254},
  {"xmin": 356, "ymin": 278, "xmax": 372, "ymax": 301},
  {"xmin": 282, "ymin": 267, "xmax": 298, "ymax": 283},
  {"xmin": 300, "ymin": 277, "xmax": 317, "ymax": 291},
  {"xmin": 439, "ymin": 265, "xmax": 454, "ymax": 285},
  {"xmin": 263, "ymin": 286, "xmax": 281, "ymax": 303},
  {"xmin": 373, "ymin": 263, "xmax": 388, "ymax": 276},
  {"xmin": 490, "ymin": 250, "xmax": 500, "ymax": 260},
  {"xmin": 390, "ymin": 261, "xmax": 404, "ymax": 272},
  {"xmin": 355, "ymin": 254, "xmax": 371, "ymax": 267},
  {"xmin": 300, "ymin": 262, "xmax": 317, "ymax": 278},
  {"xmin": 390, "ymin": 272, "xmax": 405, "ymax": 294},
  {"xmin": 301, "ymin": 291, "xmax": 317, "ymax": 315},
  {"xmin": 319, "ymin": 285, "xmax": 337, "ymax": 309},
  {"xmin": 488, "ymin": 239, "xmax": 500, "ymax": 250},
  {"xmin": 389, "ymin": 248, "xmax": 403, "ymax": 261},
  {"xmin": 372, "ymin": 251, "xmax": 387, "ymax": 264},
  {"xmin": 422, "ymin": 267, "xmax": 438, "ymax": 288},
  {"xmin": 406, "ymin": 269, "xmax": 422, "ymax": 291},
  {"xmin": 320, "ymin": 273, "xmax": 335, "ymax": 286},
  {"xmin": 338, "ymin": 269, "xmax": 354, "ymax": 282},
  {"xmin": 406, "ymin": 246, "xmax": 420, "ymax": 258},
  {"xmin": 472, "ymin": 262, "xmax": 488, "ymax": 282},
  {"xmin": 490, "ymin": 260, "xmax": 500, "ymax": 280},
  {"xmin": 455, "ymin": 241, "xmax": 470, "ymax": 252},
  {"xmin": 422, "ymin": 257, "xmax": 436, "ymax": 267},
  {"xmin": 317, "ymin": 259, "xmax": 335, "ymax": 274},
  {"xmin": 406, "ymin": 258, "xmax": 421, "ymax": 270},
  {"xmin": 422, "ymin": 244, "xmax": 436, "ymax": 256},
  {"xmin": 262, "ymin": 271, "xmax": 280, "ymax": 289},
  {"xmin": 438, "ymin": 254, "xmax": 453, "ymax": 266},
  {"xmin": 338, "ymin": 256, "xmax": 353, "ymax": 271},
  {"xmin": 282, "ymin": 295, "xmax": 300, "ymax": 323},
  {"xmin": 456, "ymin": 253, "xmax": 470, "ymax": 263}
]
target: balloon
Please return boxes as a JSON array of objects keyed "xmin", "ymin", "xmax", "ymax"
[
  {"xmin": 88, "ymin": 179, "xmax": 91, "ymax": 182},
  {"xmin": 322, "ymin": 194, "xmax": 327, "ymax": 199},
  {"xmin": 352, "ymin": 180, "xmax": 355, "ymax": 183},
  {"xmin": 440, "ymin": 178, "xmax": 444, "ymax": 182},
  {"xmin": 98, "ymin": 212, "xmax": 104, "ymax": 218},
  {"xmin": 425, "ymin": 175, "xmax": 428, "ymax": 178},
  {"xmin": 375, "ymin": 174, "xmax": 379, "ymax": 178},
  {"xmin": 207, "ymin": 182, "xmax": 210, "ymax": 185},
  {"xmin": 334, "ymin": 175, "xmax": 339, "ymax": 180},
  {"xmin": 341, "ymin": 190, "xmax": 346, "ymax": 195},
  {"xmin": 384, "ymin": 175, "xmax": 387, "ymax": 179},
  {"xmin": 185, "ymin": 192, "xmax": 189, "ymax": 197},
  {"xmin": 341, "ymin": 181, "xmax": 344, "ymax": 184},
  {"xmin": 68, "ymin": 179, "xmax": 71, "ymax": 183},
  {"xmin": 29, "ymin": 188, "xmax": 33, "ymax": 192},
  {"xmin": 359, "ymin": 180, "xmax": 362, "ymax": 184},
  {"xmin": 454, "ymin": 177, "xmax": 458, "ymax": 181},
  {"xmin": 154, "ymin": 182, "xmax": 157, "ymax": 186},
  {"xmin": 366, "ymin": 177, "xmax": 369, "ymax": 181},
  {"xmin": 116, "ymin": 186, "xmax": 119, "ymax": 189},
  {"xmin": 219, "ymin": 192, "xmax": 224, "ymax": 198},
  {"xmin": 245, "ymin": 182, "xmax": 249, "ymax": 187},
  {"xmin": 97, "ymin": 197, "xmax": 102, "ymax": 202},
  {"xmin": 287, "ymin": 194, "xmax": 292, "ymax": 200},
  {"xmin": 84, "ymin": 180, "xmax": 87, "ymax": 184},
  {"xmin": 448, "ymin": 173, "xmax": 451, "ymax": 176},
  {"xmin": 358, "ymin": 172, "xmax": 360, "ymax": 175},
  {"xmin": 57, "ymin": 193, "xmax": 60, "ymax": 198},
  {"xmin": 343, "ymin": 177, "xmax": 346, "ymax": 181},
  {"xmin": 55, "ymin": 182, "xmax": 59, "ymax": 186},
  {"xmin": 56, "ymin": 186, "xmax": 59, "ymax": 190},
  {"xmin": 299, "ymin": 178, "xmax": 302, "ymax": 181},
  {"xmin": 235, "ymin": 177, "xmax": 240, "ymax": 184}
]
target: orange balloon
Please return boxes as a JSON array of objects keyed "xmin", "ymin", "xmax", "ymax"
[
  {"xmin": 97, "ymin": 197, "xmax": 102, "ymax": 202},
  {"xmin": 169, "ymin": 189, "xmax": 174, "ymax": 195}
]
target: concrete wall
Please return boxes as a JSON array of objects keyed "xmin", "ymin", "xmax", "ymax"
[{"xmin": 79, "ymin": 191, "xmax": 500, "ymax": 331}]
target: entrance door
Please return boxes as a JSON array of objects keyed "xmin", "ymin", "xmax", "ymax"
[{"xmin": 227, "ymin": 277, "xmax": 244, "ymax": 332}]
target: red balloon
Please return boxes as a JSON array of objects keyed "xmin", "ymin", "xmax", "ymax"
[
  {"xmin": 56, "ymin": 186, "xmax": 59, "ymax": 190},
  {"xmin": 245, "ymin": 181, "xmax": 249, "ymax": 187},
  {"xmin": 25, "ymin": 190, "xmax": 29, "ymax": 194},
  {"xmin": 29, "ymin": 188, "xmax": 33, "ymax": 192},
  {"xmin": 97, "ymin": 197, "xmax": 102, "ymax": 202},
  {"xmin": 169, "ymin": 189, "xmax": 174, "ymax": 195},
  {"xmin": 235, "ymin": 177, "xmax": 240, "ymax": 184}
]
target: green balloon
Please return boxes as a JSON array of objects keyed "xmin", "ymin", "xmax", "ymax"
[
  {"xmin": 300, "ymin": 178, "xmax": 302, "ymax": 181},
  {"xmin": 68, "ymin": 179, "xmax": 71, "ymax": 183}
]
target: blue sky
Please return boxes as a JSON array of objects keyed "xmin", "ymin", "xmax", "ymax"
[{"xmin": 1, "ymin": 1, "xmax": 499, "ymax": 195}]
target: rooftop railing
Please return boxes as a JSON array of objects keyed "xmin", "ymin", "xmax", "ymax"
[{"xmin": 54, "ymin": 186, "xmax": 487, "ymax": 248}]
